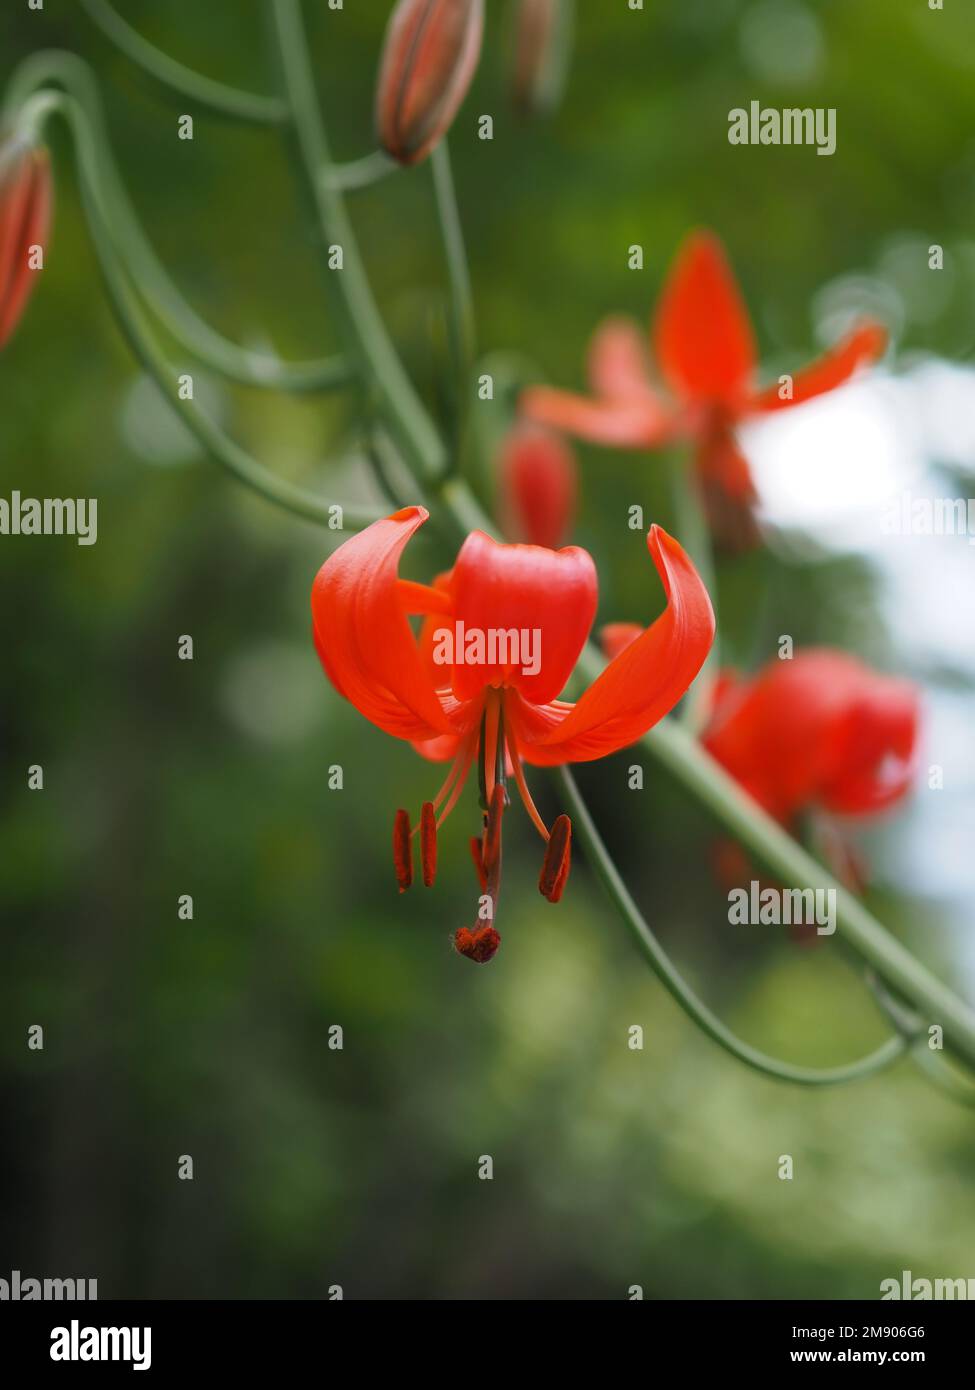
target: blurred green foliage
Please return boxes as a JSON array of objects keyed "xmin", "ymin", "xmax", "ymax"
[{"xmin": 1, "ymin": 0, "xmax": 973, "ymax": 1299}]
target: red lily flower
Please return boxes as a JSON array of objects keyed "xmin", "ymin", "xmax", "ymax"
[
  {"xmin": 497, "ymin": 421, "xmax": 577, "ymax": 550},
  {"xmin": 702, "ymin": 650, "xmax": 920, "ymax": 825},
  {"xmin": 522, "ymin": 229, "xmax": 887, "ymax": 548},
  {"xmin": 376, "ymin": 0, "xmax": 485, "ymax": 166},
  {"xmin": 311, "ymin": 506, "xmax": 714, "ymax": 961},
  {"xmin": 0, "ymin": 137, "xmax": 51, "ymax": 349}
]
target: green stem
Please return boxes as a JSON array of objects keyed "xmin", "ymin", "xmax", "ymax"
[
  {"xmin": 79, "ymin": 0, "xmax": 288, "ymax": 125},
  {"xmin": 433, "ymin": 478, "xmax": 975, "ymax": 1075},
  {"xmin": 6, "ymin": 51, "xmax": 350, "ymax": 394},
  {"xmin": 558, "ymin": 767, "xmax": 910, "ymax": 1086},
  {"xmin": 268, "ymin": 0, "xmax": 446, "ymax": 482},
  {"xmin": 628, "ymin": 704, "xmax": 975, "ymax": 1071},
  {"xmin": 430, "ymin": 140, "xmax": 475, "ymax": 465},
  {"xmin": 23, "ymin": 89, "xmax": 379, "ymax": 532},
  {"xmin": 322, "ymin": 149, "xmax": 397, "ymax": 193}
]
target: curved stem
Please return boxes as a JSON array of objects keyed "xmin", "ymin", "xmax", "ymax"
[
  {"xmin": 268, "ymin": 0, "xmax": 446, "ymax": 482},
  {"xmin": 25, "ymin": 89, "xmax": 379, "ymax": 531},
  {"xmin": 6, "ymin": 51, "xmax": 350, "ymax": 394},
  {"xmin": 865, "ymin": 970, "xmax": 975, "ymax": 1107},
  {"xmin": 322, "ymin": 149, "xmax": 398, "ymax": 193},
  {"xmin": 79, "ymin": 0, "xmax": 288, "ymax": 125},
  {"xmin": 557, "ymin": 767, "xmax": 909, "ymax": 1085}
]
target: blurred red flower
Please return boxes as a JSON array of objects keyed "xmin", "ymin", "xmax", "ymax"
[
  {"xmin": 701, "ymin": 650, "xmax": 920, "ymax": 825},
  {"xmin": 522, "ymin": 229, "xmax": 887, "ymax": 548},
  {"xmin": 497, "ymin": 422, "xmax": 577, "ymax": 550}
]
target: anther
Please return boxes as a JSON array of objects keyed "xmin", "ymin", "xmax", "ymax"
[
  {"xmin": 420, "ymin": 801, "xmax": 437, "ymax": 887},
  {"xmin": 539, "ymin": 814, "xmax": 571, "ymax": 902},
  {"xmin": 392, "ymin": 808, "xmax": 413, "ymax": 892},
  {"xmin": 454, "ymin": 925, "xmax": 502, "ymax": 964}
]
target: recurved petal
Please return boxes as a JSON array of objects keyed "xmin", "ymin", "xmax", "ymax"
[
  {"xmin": 748, "ymin": 321, "xmax": 888, "ymax": 413},
  {"xmin": 311, "ymin": 507, "xmax": 456, "ymax": 742},
  {"xmin": 653, "ymin": 229, "xmax": 757, "ymax": 409},
  {"xmin": 517, "ymin": 526, "xmax": 715, "ymax": 764},
  {"xmin": 521, "ymin": 384, "xmax": 672, "ymax": 448},
  {"xmin": 587, "ymin": 315, "xmax": 656, "ymax": 402}
]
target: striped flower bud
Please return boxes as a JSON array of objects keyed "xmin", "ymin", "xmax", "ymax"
[{"xmin": 376, "ymin": 0, "xmax": 485, "ymax": 166}]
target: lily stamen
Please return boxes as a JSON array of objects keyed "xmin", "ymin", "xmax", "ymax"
[
  {"xmin": 420, "ymin": 801, "xmax": 437, "ymax": 887},
  {"xmin": 392, "ymin": 808, "xmax": 413, "ymax": 892},
  {"xmin": 539, "ymin": 814, "xmax": 572, "ymax": 902}
]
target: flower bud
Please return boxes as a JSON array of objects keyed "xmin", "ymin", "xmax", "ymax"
[
  {"xmin": 0, "ymin": 137, "xmax": 51, "ymax": 349},
  {"xmin": 376, "ymin": 0, "xmax": 484, "ymax": 166},
  {"xmin": 499, "ymin": 422, "xmax": 577, "ymax": 550},
  {"xmin": 510, "ymin": 0, "xmax": 573, "ymax": 118}
]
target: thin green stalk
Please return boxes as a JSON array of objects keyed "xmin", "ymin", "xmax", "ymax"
[
  {"xmin": 79, "ymin": 0, "xmax": 288, "ymax": 125},
  {"xmin": 323, "ymin": 149, "xmax": 398, "ymax": 193},
  {"xmin": 430, "ymin": 140, "xmax": 475, "ymax": 465},
  {"xmin": 268, "ymin": 0, "xmax": 446, "ymax": 482},
  {"xmin": 6, "ymin": 51, "xmax": 350, "ymax": 394},
  {"xmin": 22, "ymin": 89, "xmax": 380, "ymax": 532},
  {"xmin": 558, "ymin": 767, "xmax": 910, "ymax": 1086}
]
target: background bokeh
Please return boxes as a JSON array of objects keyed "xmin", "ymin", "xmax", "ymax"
[{"xmin": 2, "ymin": 0, "xmax": 974, "ymax": 1300}]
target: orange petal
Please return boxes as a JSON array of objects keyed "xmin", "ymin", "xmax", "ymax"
[
  {"xmin": 587, "ymin": 316, "xmax": 656, "ymax": 401},
  {"xmin": 749, "ymin": 321, "xmax": 888, "ymax": 413},
  {"xmin": 448, "ymin": 530, "xmax": 598, "ymax": 705},
  {"xmin": 311, "ymin": 507, "xmax": 456, "ymax": 742},
  {"xmin": 653, "ymin": 229, "xmax": 756, "ymax": 409},
  {"xmin": 521, "ymin": 385, "xmax": 672, "ymax": 449},
  {"xmin": 516, "ymin": 526, "xmax": 715, "ymax": 764}
]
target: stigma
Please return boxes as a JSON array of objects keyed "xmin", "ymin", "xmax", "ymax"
[{"xmin": 391, "ymin": 689, "xmax": 573, "ymax": 962}]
